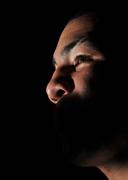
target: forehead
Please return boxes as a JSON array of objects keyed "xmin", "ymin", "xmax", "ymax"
[{"xmin": 54, "ymin": 15, "xmax": 95, "ymax": 59}]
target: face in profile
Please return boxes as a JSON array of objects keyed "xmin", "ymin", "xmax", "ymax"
[{"xmin": 46, "ymin": 14, "xmax": 127, "ymax": 166}]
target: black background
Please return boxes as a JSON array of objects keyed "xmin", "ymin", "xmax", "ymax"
[{"xmin": 1, "ymin": 1, "xmax": 125, "ymax": 179}]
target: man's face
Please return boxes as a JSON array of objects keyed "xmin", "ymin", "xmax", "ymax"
[
  {"xmin": 46, "ymin": 15, "xmax": 105, "ymax": 104},
  {"xmin": 46, "ymin": 15, "xmax": 124, "ymax": 166}
]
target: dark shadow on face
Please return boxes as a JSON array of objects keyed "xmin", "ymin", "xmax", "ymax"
[{"xmin": 53, "ymin": 59, "xmax": 128, "ymax": 165}]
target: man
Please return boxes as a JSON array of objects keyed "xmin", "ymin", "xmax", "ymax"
[{"xmin": 46, "ymin": 10, "xmax": 128, "ymax": 180}]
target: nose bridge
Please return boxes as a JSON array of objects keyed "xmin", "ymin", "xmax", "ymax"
[
  {"xmin": 52, "ymin": 66, "xmax": 65, "ymax": 81},
  {"xmin": 53, "ymin": 65, "xmax": 74, "ymax": 79}
]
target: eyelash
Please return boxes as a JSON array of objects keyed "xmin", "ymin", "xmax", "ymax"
[{"xmin": 74, "ymin": 55, "xmax": 93, "ymax": 67}]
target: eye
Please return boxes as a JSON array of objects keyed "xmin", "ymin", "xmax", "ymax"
[{"xmin": 74, "ymin": 55, "xmax": 93, "ymax": 67}]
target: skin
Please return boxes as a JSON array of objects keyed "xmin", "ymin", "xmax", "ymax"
[
  {"xmin": 46, "ymin": 15, "xmax": 128, "ymax": 180},
  {"xmin": 46, "ymin": 15, "xmax": 105, "ymax": 104}
]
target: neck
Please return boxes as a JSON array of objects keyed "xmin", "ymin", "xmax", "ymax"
[{"xmin": 99, "ymin": 163, "xmax": 128, "ymax": 180}]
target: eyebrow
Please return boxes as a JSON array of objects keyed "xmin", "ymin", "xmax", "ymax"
[
  {"xmin": 52, "ymin": 36, "xmax": 88, "ymax": 66},
  {"xmin": 61, "ymin": 36, "xmax": 88, "ymax": 56}
]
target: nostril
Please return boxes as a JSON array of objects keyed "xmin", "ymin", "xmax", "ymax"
[
  {"xmin": 49, "ymin": 89, "xmax": 66, "ymax": 104},
  {"xmin": 57, "ymin": 89, "xmax": 65, "ymax": 97}
]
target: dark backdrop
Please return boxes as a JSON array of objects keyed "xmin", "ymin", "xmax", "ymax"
[{"xmin": 2, "ymin": 1, "xmax": 126, "ymax": 179}]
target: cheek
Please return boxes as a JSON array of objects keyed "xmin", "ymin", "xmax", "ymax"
[{"xmin": 73, "ymin": 67, "xmax": 93, "ymax": 95}]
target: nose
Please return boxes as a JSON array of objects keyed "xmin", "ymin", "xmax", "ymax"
[{"xmin": 46, "ymin": 66, "xmax": 74, "ymax": 104}]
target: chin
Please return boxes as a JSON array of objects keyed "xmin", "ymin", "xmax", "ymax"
[{"xmin": 54, "ymin": 93, "xmax": 124, "ymax": 165}]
